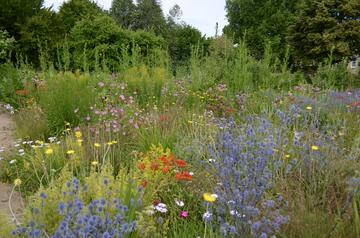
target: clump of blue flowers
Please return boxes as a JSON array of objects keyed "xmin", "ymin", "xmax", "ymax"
[
  {"xmin": 13, "ymin": 177, "xmax": 141, "ymax": 238},
  {"xmin": 208, "ymin": 118, "xmax": 289, "ymax": 237}
]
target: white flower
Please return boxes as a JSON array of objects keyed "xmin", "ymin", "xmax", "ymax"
[
  {"xmin": 203, "ymin": 211, "xmax": 212, "ymax": 220},
  {"xmin": 14, "ymin": 143, "xmax": 20, "ymax": 147},
  {"xmin": 18, "ymin": 149, "xmax": 24, "ymax": 153},
  {"xmin": 155, "ymin": 203, "xmax": 167, "ymax": 213},
  {"xmin": 189, "ymin": 172, "xmax": 194, "ymax": 176},
  {"xmin": 9, "ymin": 159, "xmax": 17, "ymax": 164},
  {"xmin": 175, "ymin": 199, "xmax": 184, "ymax": 207}
]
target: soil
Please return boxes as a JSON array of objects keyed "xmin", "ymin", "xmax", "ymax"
[{"xmin": 0, "ymin": 107, "xmax": 24, "ymax": 222}]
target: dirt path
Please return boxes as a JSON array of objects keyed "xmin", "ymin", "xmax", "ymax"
[{"xmin": 0, "ymin": 107, "xmax": 24, "ymax": 222}]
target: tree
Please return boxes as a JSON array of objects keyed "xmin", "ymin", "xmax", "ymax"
[
  {"xmin": 20, "ymin": 8, "xmax": 62, "ymax": 65},
  {"xmin": 288, "ymin": 0, "xmax": 360, "ymax": 65},
  {"xmin": 133, "ymin": 0, "xmax": 166, "ymax": 35},
  {"xmin": 110, "ymin": 0, "xmax": 136, "ymax": 29},
  {"xmin": 58, "ymin": 0, "xmax": 104, "ymax": 35},
  {"xmin": 224, "ymin": 0, "xmax": 299, "ymax": 59},
  {"xmin": 0, "ymin": 0, "xmax": 43, "ymax": 39},
  {"xmin": 69, "ymin": 15, "xmax": 164, "ymax": 71}
]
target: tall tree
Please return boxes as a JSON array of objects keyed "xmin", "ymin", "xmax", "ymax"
[
  {"xmin": 133, "ymin": 0, "xmax": 166, "ymax": 35},
  {"xmin": 288, "ymin": 0, "xmax": 360, "ymax": 65},
  {"xmin": 224, "ymin": 0, "xmax": 299, "ymax": 58},
  {"xmin": 20, "ymin": 8, "xmax": 62, "ymax": 64},
  {"xmin": 0, "ymin": 0, "xmax": 43, "ymax": 39},
  {"xmin": 110, "ymin": 0, "xmax": 136, "ymax": 29},
  {"xmin": 58, "ymin": 0, "xmax": 104, "ymax": 35}
]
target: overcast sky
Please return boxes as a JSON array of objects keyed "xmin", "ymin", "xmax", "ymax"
[{"xmin": 44, "ymin": 0, "xmax": 228, "ymax": 36}]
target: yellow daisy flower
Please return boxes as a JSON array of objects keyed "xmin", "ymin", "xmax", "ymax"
[
  {"xmin": 203, "ymin": 193, "xmax": 218, "ymax": 203},
  {"xmin": 45, "ymin": 148, "xmax": 54, "ymax": 155}
]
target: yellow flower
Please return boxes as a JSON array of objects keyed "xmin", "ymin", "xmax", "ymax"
[
  {"xmin": 203, "ymin": 193, "xmax": 218, "ymax": 203},
  {"xmin": 65, "ymin": 122, "xmax": 70, "ymax": 126},
  {"xmin": 311, "ymin": 145, "xmax": 319, "ymax": 151},
  {"xmin": 94, "ymin": 143, "xmax": 101, "ymax": 148},
  {"xmin": 91, "ymin": 161, "xmax": 99, "ymax": 166},
  {"xmin": 14, "ymin": 178, "xmax": 22, "ymax": 186},
  {"xmin": 285, "ymin": 154, "xmax": 291, "ymax": 159},
  {"xmin": 306, "ymin": 106, "xmax": 312, "ymax": 111},
  {"xmin": 75, "ymin": 131, "xmax": 82, "ymax": 138},
  {"xmin": 111, "ymin": 140, "xmax": 118, "ymax": 144},
  {"xmin": 66, "ymin": 150, "xmax": 75, "ymax": 155},
  {"xmin": 45, "ymin": 148, "xmax": 54, "ymax": 155},
  {"xmin": 107, "ymin": 141, "xmax": 113, "ymax": 146},
  {"xmin": 77, "ymin": 139, "xmax": 83, "ymax": 144}
]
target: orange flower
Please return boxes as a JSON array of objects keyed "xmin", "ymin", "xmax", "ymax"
[
  {"xmin": 138, "ymin": 163, "xmax": 146, "ymax": 170},
  {"xmin": 159, "ymin": 156, "xmax": 169, "ymax": 165},
  {"xmin": 175, "ymin": 171, "xmax": 192, "ymax": 181},
  {"xmin": 175, "ymin": 159, "xmax": 187, "ymax": 167},
  {"xmin": 162, "ymin": 166, "xmax": 170, "ymax": 174}
]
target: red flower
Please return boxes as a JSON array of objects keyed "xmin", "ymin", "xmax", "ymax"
[
  {"xmin": 159, "ymin": 156, "xmax": 169, "ymax": 165},
  {"xmin": 175, "ymin": 159, "xmax": 187, "ymax": 167},
  {"xmin": 175, "ymin": 171, "xmax": 192, "ymax": 181},
  {"xmin": 162, "ymin": 166, "xmax": 170, "ymax": 174},
  {"xmin": 150, "ymin": 162, "xmax": 160, "ymax": 171},
  {"xmin": 138, "ymin": 163, "xmax": 146, "ymax": 170}
]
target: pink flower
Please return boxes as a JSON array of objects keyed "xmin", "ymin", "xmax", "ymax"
[{"xmin": 180, "ymin": 211, "xmax": 188, "ymax": 219}]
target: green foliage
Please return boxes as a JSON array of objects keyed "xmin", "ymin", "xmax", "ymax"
[
  {"xmin": 225, "ymin": 0, "xmax": 299, "ymax": 58},
  {"xmin": 288, "ymin": 0, "xmax": 360, "ymax": 65},
  {"xmin": 110, "ymin": 0, "xmax": 136, "ymax": 29},
  {"xmin": 0, "ymin": 63, "xmax": 34, "ymax": 107},
  {"xmin": 37, "ymin": 72, "xmax": 96, "ymax": 133},
  {"xmin": 57, "ymin": 0, "xmax": 104, "ymax": 35},
  {"xmin": 312, "ymin": 58, "xmax": 359, "ymax": 89},
  {"xmin": 69, "ymin": 15, "xmax": 165, "ymax": 71},
  {"xmin": 0, "ymin": 0, "xmax": 43, "ymax": 39},
  {"xmin": 167, "ymin": 24, "xmax": 204, "ymax": 69},
  {"xmin": 0, "ymin": 30, "xmax": 15, "ymax": 61},
  {"xmin": 19, "ymin": 8, "xmax": 62, "ymax": 66},
  {"xmin": 133, "ymin": 0, "xmax": 167, "ymax": 35}
]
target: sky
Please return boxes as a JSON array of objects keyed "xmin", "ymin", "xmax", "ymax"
[{"xmin": 43, "ymin": 0, "xmax": 228, "ymax": 36}]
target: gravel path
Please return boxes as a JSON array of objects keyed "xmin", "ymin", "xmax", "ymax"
[{"xmin": 0, "ymin": 109, "xmax": 24, "ymax": 222}]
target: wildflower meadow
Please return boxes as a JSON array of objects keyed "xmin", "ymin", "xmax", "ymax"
[{"xmin": 0, "ymin": 0, "xmax": 360, "ymax": 238}]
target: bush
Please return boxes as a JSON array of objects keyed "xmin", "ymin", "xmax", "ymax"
[{"xmin": 68, "ymin": 15, "xmax": 165, "ymax": 72}]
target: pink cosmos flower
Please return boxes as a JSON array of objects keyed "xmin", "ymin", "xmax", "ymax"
[{"xmin": 180, "ymin": 211, "xmax": 188, "ymax": 219}]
